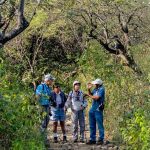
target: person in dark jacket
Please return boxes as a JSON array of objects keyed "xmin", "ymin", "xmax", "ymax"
[{"xmin": 50, "ymin": 83, "xmax": 67, "ymax": 143}]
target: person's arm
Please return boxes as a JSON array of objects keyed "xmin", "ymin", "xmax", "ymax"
[
  {"xmin": 87, "ymin": 94, "xmax": 100, "ymax": 100},
  {"xmin": 89, "ymin": 87, "xmax": 104, "ymax": 101},
  {"xmin": 49, "ymin": 93, "xmax": 57, "ymax": 107},
  {"xmin": 88, "ymin": 93, "xmax": 100, "ymax": 100},
  {"xmin": 82, "ymin": 97, "xmax": 88, "ymax": 108},
  {"xmin": 32, "ymin": 81, "xmax": 36, "ymax": 92},
  {"xmin": 87, "ymin": 83, "xmax": 100, "ymax": 100},
  {"xmin": 65, "ymin": 92, "xmax": 72, "ymax": 109},
  {"xmin": 59, "ymin": 93, "xmax": 67, "ymax": 109},
  {"xmin": 35, "ymin": 85, "xmax": 42, "ymax": 101},
  {"xmin": 87, "ymin": 83, "xmax": 93, "ymax": 95},
  {"xmin": 64, "ymin": 93, "xmax": 67, "ymax": 103}
]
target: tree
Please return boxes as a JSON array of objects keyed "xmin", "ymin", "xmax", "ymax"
[
  {"xmin": 65, "ymin": 0, "xmax": 150, "ymax": 75},
  {"xmin": 3, "ymin": 0, "xmax": 84, "ymax": 80},
  {"xmin": 0, "ymin": 0, "xmax": 40, "ymax": 47}
]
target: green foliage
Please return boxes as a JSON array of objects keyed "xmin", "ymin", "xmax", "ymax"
[
  {"xmin": 120, "ymin": 107, "xmax": 150, "ymax": 150},
  {"xmin": 64, "ymin": 40, "xmax": 150, "ymax": 149},
  {"xmin": 0, "ymin": 60, "xmax": 45, "ymax": 149},
  {"xmin": 1, "ymin": 0, "xmax": 150, "ymax": 149}
]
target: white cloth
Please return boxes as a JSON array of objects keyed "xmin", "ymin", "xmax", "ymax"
[
  {"xmin": 56, "ymin": 93, "xmax": 62, "ymax": 107},
  {"xmin": 51, "ymin": 92, "xmax": 62, "ymax": 111}
]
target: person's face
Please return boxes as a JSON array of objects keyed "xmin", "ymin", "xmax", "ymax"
[
  {"xmin": 46, "ymin": 79, "xmax": 53, "ymax": 86},
  {"xmin": 95, "ymin": 84, "xmax": 100, "ymax": 89},
  {"xmin": 54, "ymin": 86, "xmax": 60, "ymax": 93},
  {"xmin": 74, "ymin": 84, "xmax": 80, "ymax": 91}
]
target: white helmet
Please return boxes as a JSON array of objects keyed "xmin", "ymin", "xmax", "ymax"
[
  {"xmin": 73, "ymin": 81, "xmax": 81, "ymax": 86},
  {"xmin": 91, "ymin": 79, "xmax": 103, "ymax": 85}
]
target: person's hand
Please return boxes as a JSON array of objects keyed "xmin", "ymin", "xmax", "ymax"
[
  {"xmin": 50, "ymin": 101, "xmax": 57, "ymax": 107},
  {"xmin": 64, "ymin": 107, "xmax": 67, "ymax": 113},
  {"xmin": 83, "ymin": 93, "xmax": 89, "ymax": 97},
  {"xmin": 49, "ymin": 111, "xmax": 52, "ymax": 116},
  {"xmin": 72, "ymin": 109, "xmax": 76, "ymax": 113},
  {"xmin": 87, "ymin": 83, "xmax": 92, "ymax": 89},
  {"xmin": 80, "ymin": 106, "xmax": 85, "ymax": 110}
]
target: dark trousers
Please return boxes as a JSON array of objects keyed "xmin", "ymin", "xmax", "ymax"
[{"xmin": 41, "ymin": 105, "xmax": 50, "ymax": 129}]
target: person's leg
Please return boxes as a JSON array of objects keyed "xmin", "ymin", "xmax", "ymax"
[
  {"xmin": 89, "ymin": 110, "xmax": 96, "ymax": 141},
  {"xmin": 79, "ymin": 110, "xmax": 85, "ymax": 141},
  {"xmin": 53, "ymin": 121, "xmax": 58, "ymax": 142},
  {"xmin": 41, "ymin": 105, "xmax": 50, "ymax": 130},
  {"xmin": 71, "ymin": 111, "xmax": 79, "ymax": 141},
  {"xmin": 45, "ymin": 106, "xmax": 50, "ymax": 127},
  {"xmin": 60, "ymin": 121, "xmax": 66, "ymax": 135},
  {"xmin": 95, "ymin": 111, "xmax": 104, "ymax": 142},
  {"xmin": 60, "ymin": 121, "xmax": 67, "ymax": 142},
  {"xmin": 60, "ymin": 110, "xmax": 67, "ymax": 136},
  {"xmin": 53, "ymin": 121, "xmax": 58, "ymax": 134}
]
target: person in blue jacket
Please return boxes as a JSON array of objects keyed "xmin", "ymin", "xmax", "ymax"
[
  {"xmin": 36, "ymin": 74, "xmax": 55, "ymax": 132},
  {"xmin": 50, "ymin": 83, "xmax": 67, "ymax": 143},
  {"xmin": 86, "ymin": 79, "xmax": 105, "ymax": 145}
]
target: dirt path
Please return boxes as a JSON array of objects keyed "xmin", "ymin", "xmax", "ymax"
[{"xmin": 46, "ymin": 111, "xmax": 120, "ymax": 150}]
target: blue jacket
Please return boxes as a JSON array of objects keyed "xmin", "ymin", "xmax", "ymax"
[
  {"xmin": 36, "ymin": 83, "xmax": 51, "ymax": 106},
  {"xmin": 90, "ymin": 86, "xmax": 105, "ymax": 111}
]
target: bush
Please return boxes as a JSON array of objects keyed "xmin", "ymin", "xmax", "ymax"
[
  {"xmin": 120, "ymin": 94, "xmax": 150, "ymax": 150},
  {"xmin": 0, "ymin": 62, "xmax": 45, "ymax": 149}
]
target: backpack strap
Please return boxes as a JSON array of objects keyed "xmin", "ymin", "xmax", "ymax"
[
  {"xmin": 69, "ymin": 90, "xmax": 73, "ymax": 99},
  {"xmin": 42, "ymin": 84, "xmax": 44, "ymax": 91},
  {"xmin": 70, "ymin": 90, "xmax": 84, "ymax": 102}
]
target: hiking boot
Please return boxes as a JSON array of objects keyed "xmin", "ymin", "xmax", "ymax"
[
  {"xmin": 53, "ymin": 137, "xmax": 58, "ymax": 143},
  {"xmin": 79, "ymin": 139, "xmax": 84, "ymax": 143},
  {"xmin": 96, "ymin": 140, "xmax": 104, "ymax": 145},
  {"xmin": 73, "ymin": 139, "xmax": 78, "ymax": 143},
  {"xmin": 86, "ymin": 140, "xmax": 96, "ymax": 145},
  {"xmin": 63, "ymin": 136, "xmax": 67, "ymax": 142},
  {"xmin": 45, "ymin": 139, "xmax": 50, "ymax": 147}
]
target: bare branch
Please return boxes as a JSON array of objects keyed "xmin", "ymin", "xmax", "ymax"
[
  {"xmin": 0, "ymin": 0, "xmax": 41, "ymax": 46},
  {"xmin": 0, "ymin": 0, "xmax": 6, "ymax": 5}
]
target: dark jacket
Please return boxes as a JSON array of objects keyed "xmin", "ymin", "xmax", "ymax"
[{"xmin": 50, "ymin": 91, "xmax": 67, "ymax": 108}]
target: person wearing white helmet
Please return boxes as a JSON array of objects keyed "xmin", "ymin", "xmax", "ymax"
[
  {"xmin": 86, "ymin": 78, "xmax": 105, "ymax": 145},
  {"xmin": 65, "ymin": 81, "xmax": 88, "ymax": 143},
  {"xmin": 36, "ymin": 74, "xmax": 55, "ymax": 133}
]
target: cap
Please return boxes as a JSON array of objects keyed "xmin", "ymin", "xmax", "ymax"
[
  {"xmin": 44, "ymin": 74, "xmax": 55, "ymax": 81},
  {"xmin": 91, "ymin": 79, "xmax": 103, "ymax": 85},
  {"xmin": 73, "ymin": 81, "xmax": 81, "ymax": 86}
]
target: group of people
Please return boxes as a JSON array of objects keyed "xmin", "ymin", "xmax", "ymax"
[{"xmin": 36, "ymin": 74, "xmax": 105, "ymax": 145}]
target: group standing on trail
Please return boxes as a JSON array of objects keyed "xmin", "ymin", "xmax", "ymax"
[{"xmin": 35, "ymin": 74, "xmax": 105, "ymax": 145}]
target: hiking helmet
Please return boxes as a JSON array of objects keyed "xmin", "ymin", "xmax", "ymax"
[
  {"xmin": 73, "ymin": 81, "xmax": 81, "ymax": 86},
  {"xmin": 91, "ymin": 79, "xmax": 103, "ymax": 85}
]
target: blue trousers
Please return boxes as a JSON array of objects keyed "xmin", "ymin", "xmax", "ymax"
[{"xmin": 89, "ymin": 109, "xmax": 104, "ymax": 141}]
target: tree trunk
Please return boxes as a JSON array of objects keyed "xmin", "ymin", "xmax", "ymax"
[{"xmin": 122, "ymin": 52, "xmax": 142, "ymax": 75}]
